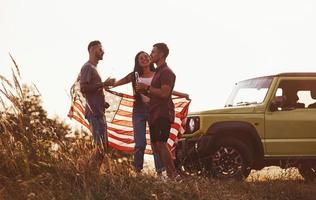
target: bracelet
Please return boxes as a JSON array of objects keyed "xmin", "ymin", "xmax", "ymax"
[{"xmin": 146, "ymin": 86, "xmax": 150, "ymax": 94}]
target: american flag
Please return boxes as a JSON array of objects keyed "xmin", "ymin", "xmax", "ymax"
[{"xmin": 68, "ymin": 78, "xmax": 190, "ymax": 154}]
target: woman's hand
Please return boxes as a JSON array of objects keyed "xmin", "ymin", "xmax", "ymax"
[{"xmin": 135, "ymin": 83, "xmax": 149, "ymax": 94}]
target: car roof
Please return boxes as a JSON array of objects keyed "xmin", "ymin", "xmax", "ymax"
[
  {"xmin": 276, "ymin": 72, "xmax": 316, "ymax": 77},
  {"xmin": 252, "ymin": 73, "xmax": 316, "ymax": 79},
  {"xmin": 240, "ymin": 73, "xmax": 316, "ymax": 82}
]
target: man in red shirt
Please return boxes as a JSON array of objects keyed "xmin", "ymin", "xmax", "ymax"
[{"xmin": 136, "ymin": 43, "xmax": 179, "ymax": 179}]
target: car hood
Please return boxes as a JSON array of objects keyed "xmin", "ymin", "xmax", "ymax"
[{"xmin": 189, "ymin": 106, "xmax": 257, "ymax": 116}]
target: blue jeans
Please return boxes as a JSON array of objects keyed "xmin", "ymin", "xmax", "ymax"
[
  {"xmin": 86, "ymin": 115, "xmax": 107, "ymax": 145},
  {"xmin": 132, "ymin": 104, "xmax": 165, "ymax": 172}
]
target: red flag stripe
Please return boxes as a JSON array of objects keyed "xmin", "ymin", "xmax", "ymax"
[
  {"xmin": 73, "ymin": 101, "xmax": 85, "ymax": 114},
  {"xmin": 120, "ymin": 99, "xmax": 134, "ymax": 107},
  {"xmin": 108, "ymin": 133, "xmax": 134, "ymax": 144},
  {"xmin": 107, "ymin": 123, "xmax": 133, "ymax": 132},
  {"xmin": 111, "ymin": 119, "xmax": 133, "ymax": 127},
  {"xmin": 116, "ymin": 110, "xmax": 133, "ymax": 117},
  {"xmin": 108, "ymin": 142, "xmax": 134, "ymax": 152},
  {"xmin": 108, "ymin": 129, "xmax": 134, "ymax": 139},
  {"xmin": 107, "ymin": 126, "xmax": 134, "ymax": 135}
]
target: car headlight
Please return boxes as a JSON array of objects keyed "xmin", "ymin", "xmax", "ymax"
[{"xmin": 184, "ymin": 116, "xmax": 200, "ymax": 134}]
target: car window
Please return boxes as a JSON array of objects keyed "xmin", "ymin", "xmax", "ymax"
[
  {"xmin": 275, "ymin": 88, "xmax": 283, "ymax": 96},
  {"xmin": 225, "ymin": 77, "xmax": 273, "ymax": 107},
  {"xmin": 272, "ymin": 79, "xmax": 316, "ymax": 110},
  {"xmin": 297, "ymin": 91, "xmax": 316, "ymax": 107}
]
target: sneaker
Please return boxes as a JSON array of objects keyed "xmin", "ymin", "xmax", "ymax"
[
  {"xmin": 158, "ymin": 174, "xmax": 183, "ymax": 183},
  {"xmin": 156, "ymin": 170, "xmax": 166, "ymax": 177},
  {"xmin": 135, "ymin": 169, "xmax": 142, "ymax": 175},
  {"xmin": 158, "ymin": 174, "xmax": 169, "ymax": 183},
  {"xmin": 172, "ymin": 174, "xmax": 183, "ymax": 183}
]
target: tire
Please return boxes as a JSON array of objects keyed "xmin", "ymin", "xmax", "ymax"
[
  {"xmin": 208, "ymin": 137, "xmax": 253, "ymax": 180},
  {"xmin": 177, "ymin": 161, "xmax": 205, "ymax": 176},
  {"xmin": 175, "ymin": 153, "xmax": 206, "ymax": 176},
  {"xmin": 299, "ymin": 164, "xmax": 316, "ymax": 181}
]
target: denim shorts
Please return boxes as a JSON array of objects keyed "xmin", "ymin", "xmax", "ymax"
[
  {"xmin": 87, "ymin": 115, "xmax": 107, "ymax": 145},
  {"xmin": 149, "ymin": 118, "xmax": 171, "ymax": 143}
]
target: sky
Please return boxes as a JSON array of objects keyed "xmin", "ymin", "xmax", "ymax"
[{"xmin": 1, "ymin": 0, "xmax": 316, "ymax": 123}]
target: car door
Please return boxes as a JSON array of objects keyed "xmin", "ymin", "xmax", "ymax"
[{"xmin": 264, "ymin": 77, "xmax": 316, "ymax": 156}]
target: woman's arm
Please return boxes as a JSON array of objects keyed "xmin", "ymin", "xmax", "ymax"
[
  {"xmin": 112, "ymin": 73, "xmax": 133, "ymax": 88},
  {"xmin": 172, "ymin": 90, "xmax": 190, "ymax": 100}
]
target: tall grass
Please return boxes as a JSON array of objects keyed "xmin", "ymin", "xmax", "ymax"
[
  {"xmin": 0, "ymin": 57, "xmax": 315, "ymax": 200},
  {"xmin": 0, "ymin": 56, "xmax": 115, "ymax": 199}
]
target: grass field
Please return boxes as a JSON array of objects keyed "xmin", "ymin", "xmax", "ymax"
[{"xmin": 1, "ymin": 59, "xmax": 315, "ymax": 200}]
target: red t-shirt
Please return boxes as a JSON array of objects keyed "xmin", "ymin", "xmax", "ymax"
[{"xmin": 149, "ymin": 63, "xmax": 176, "ymax": 124}]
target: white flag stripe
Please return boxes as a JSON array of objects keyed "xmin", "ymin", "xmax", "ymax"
[
  {"xmin": 108, "ymin": 123, "xmax": 133, "ymax": 131},
  {"xmin": 167, "ymin": 139, "xmax": 175, "ymax": 147},
  {"xmin": 113, "ymin": 114, "xmax": 133, "ymax": 122},
  {"xmin": 170, "ymin": 128, "xmax": 178, "ymax": 135},
  {"xmin": 117, "ymin": 105, "xmax": 133, "ymax": 112},
  {"xmin": 108, "ymin": 132, "xmax": 151, "ymax": 144},
  {"xmin": 108, "ymin": 129, "xmax": 134, "ymax": 140},
  {"xmin": 108, "ymin": 137, "xmax": 135, "ymax": 148},
  {"xmin": 175, "ymin": 107, "xmax": 185, "ymax": 112},
  {"xmin": 174, "ymin": 117, "xmax": 182, "ymax": 124},
  {"xmin": 146, "ymin": 146, "xmax": 152, "ymax": 151}
]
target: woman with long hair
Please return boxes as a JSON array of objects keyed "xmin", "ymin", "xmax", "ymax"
[{"xmin": 113, "ymin": 51, "xmax": 188, "ymax": 174}]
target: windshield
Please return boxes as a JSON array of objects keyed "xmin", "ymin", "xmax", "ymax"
[{"xmin": 225, "ymin": 77, "xmax": 273, "ymax": 107}]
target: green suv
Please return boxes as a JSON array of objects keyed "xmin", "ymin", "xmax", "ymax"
[{"xmin": 175, "ymin": 73, "xmax": 316, "ymax": 180}]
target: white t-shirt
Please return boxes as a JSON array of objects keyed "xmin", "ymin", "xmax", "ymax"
[{"xmin": 138, "ymin": 76, "xmax": 153, "ymax": 103}]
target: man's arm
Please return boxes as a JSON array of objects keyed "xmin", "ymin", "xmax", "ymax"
[
  {"xmin": 136, "ymin": 70, "xmax": 175, "ymax": 99},
  {"xmin": 81, "ymin": 79, "xmax": 115, "ymax": 93},
  {"xmin": 147, "ymin": 84, "xmax": 172, "ymax": 99},
  {"xmin": 172, "ymin": 90, "xmax": 190, "ymax": 100},
  {"xmin": 80, "ymin": 66, "xmax": 115, "ymax": 93},
  {"xmin": 80, "ymin": 82, "xmax": 103, "ymax": 93},
  {"xmin": 80, "ymin": 66, "xmax": 103, "ymax": 93}
]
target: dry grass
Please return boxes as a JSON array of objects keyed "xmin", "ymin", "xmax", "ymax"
[{"xmin": 0, "ymin": 58, "xmax": 315, "ymax": 200}]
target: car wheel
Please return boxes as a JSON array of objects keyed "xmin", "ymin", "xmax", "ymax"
[
  {"xmin": 175, "ymin": 155, "xmax": 207, "ymax": 176},
  {"xmin": 299, "ymin": 164, "xmax": 316, "ymax": 181},
  {"xmin": 209, "ymin": 137, "xmax": 253, "ymax": 180}
]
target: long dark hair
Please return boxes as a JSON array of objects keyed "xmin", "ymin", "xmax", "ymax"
[
  {"xmin": 132, "ymin": 51, "xmax": 155, "ymax": 106},
  {"xmin": 133, "ymin": 51, "xmax": 155, "ymax": 76}
]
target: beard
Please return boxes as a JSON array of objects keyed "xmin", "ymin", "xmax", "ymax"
[
  {"xmin": 151, "ymin": 57, "xmax": 158, "ymax": 64},
  {"xmin": 96, "ymin": 53, "xmax": 104, "ymax": 60}
]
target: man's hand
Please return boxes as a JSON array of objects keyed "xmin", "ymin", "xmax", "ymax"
[
  {"xmin": 135, "ymin": 82, "xmax": 149, "ymax": 94},
  {"xmin": 182, "ymin": 93, "xmax": 190, "ymax": 100},
  {"xmin": 103, "ymin": 77, "xmax": 116, "ymax": 88},
  {"xmin": 172, "ymin": 91, "xmax": 190, "ymax": 100}
]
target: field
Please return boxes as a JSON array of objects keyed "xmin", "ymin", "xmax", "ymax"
[{"xmin": 0, "ymin": 60, "xmax": 315, "ymax": 200}]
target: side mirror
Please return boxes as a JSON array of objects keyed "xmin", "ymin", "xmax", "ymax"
[{"xmin": 270, "ymin": 96, "xmax": 286, "ymax": 112}]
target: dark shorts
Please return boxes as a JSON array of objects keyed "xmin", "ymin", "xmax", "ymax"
[
  {"xmin": 149, "ymin": 118, "xmax": 171, "ymax": 143},
  {"xmin": 87, "ymin": 115, "xmax": 107, "ymax": 145}
]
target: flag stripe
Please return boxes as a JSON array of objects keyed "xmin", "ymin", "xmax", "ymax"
[
  {"xmin": 107, "ymin": 126, "xmax": 134, "ymax": 135},
  {"xmin": 120, "ymin": 99, "xmax": 134, "ymax": 107},
  {"xmin": 116, "ymin": 110, "xmax": 132, "ymax": 117},
  {"xmin": 108, "ymin": 133, "xmax": 134, "ymax": 144},
  {"xmin": 111, "ymin": 119, "xmax": 133, "ymax": 128}
]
